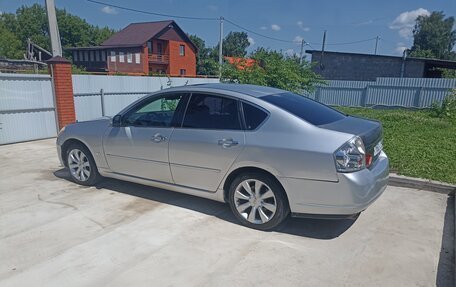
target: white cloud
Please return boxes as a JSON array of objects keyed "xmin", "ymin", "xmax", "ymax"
[
  {"xmin": 101, "ymin": 6, "xmax": 118, "ymax": 15},
  {"xmin": 271, "ymin": 24, "xmax": 281, "ymax": 31},
  {"xmin": 259, "ymin": 26, "xmax": 267, "ymax": 30},
  {"xmin": 207, "ymin": 5, "xmax": 218, "ymax": 11},
  {"xmin": 394, "ymin": 42, "xmax": 408, "ymax": 55},
  {"xmin": 297, "ymin": 21, "xmax": 310, "ymax": 32},
  {"xmin": 285, "ymin": 49, "xmax": 298, "ymax": 57},
  {"xmin": 247, "ymin": 37, "xmax": 255, "ymax": 46},
  {"xmin": 390, "ymin": 8, "xmax": 430, "ymax": 39},
  {"xmin": 293, "ymin": 36, "xmax": 304, "ymax": 44}
]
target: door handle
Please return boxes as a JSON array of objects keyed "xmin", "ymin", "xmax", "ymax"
[
  {"xmin": 151, "ymin": 133, "xmax": 167, "ymax": 143},
  {"xmin": 218, "ymin": 138, "xmax": 238, "ymax": 148}
]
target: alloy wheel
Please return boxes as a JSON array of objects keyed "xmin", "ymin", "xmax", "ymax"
[
  {"xmin": 68, "ymin": 149, "xmax": 91, "ymax": 182},
  {"xmin": 234, "ymin": 179, "xmax": 277, "ymax": 224}
]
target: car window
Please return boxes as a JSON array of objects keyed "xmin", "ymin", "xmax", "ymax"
[
  {"xmin": 182, "ymin": 93, "xmax": 241, "ymax": 130},
  {"xmin": 123, "ymin": 94, "xmax": 184, "ymax": 127},
  {"xmin": 242, "ymin": 102, "xmax": 268, "ymax": 130},
  {"xmin": 261, "ymin": 92, "xmax": 346, "ymax": 126}
]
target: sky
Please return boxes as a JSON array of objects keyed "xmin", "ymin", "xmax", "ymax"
[{"xmin": 1, "ymin": 0, "xmax": 455, "ymax": 58}]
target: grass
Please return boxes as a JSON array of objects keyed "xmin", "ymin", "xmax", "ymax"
[{"xmin": 336, "ymin": 107, "xmax": 456, "ymax": 184}]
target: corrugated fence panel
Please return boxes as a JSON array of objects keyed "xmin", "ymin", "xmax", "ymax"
[
  {"xmin": 376, "ymin": 77, "xmax": 456, "ymax": 88},
  {"xmin": 0, "ymin": 74, "xmax": 57, "ymax": 145},
  {"xmin": 72, "ymin": 75, "xmax": 219, "ymax": 121},
  {"xmin": 0, "ymin": 74, "xmax": 54, "ymax": 110},
  {"xmin": 366, "ymin": 86, "xmax": 418, "ymax": 107},
  {"xmin": 311, "ymin": 77, "xmax": 455, "ymax": 108},
  {"xmin": 319, "ymin": 87, "xmax": 365, "ymax": 106},
  {"xmin": 0, "ymin": 111, "xmax": 56, "ymax": 145},
  {"xmin": 74, "ymin": 95, "xmax": 103, "ymax": 122},
  {"xmin": 419, "ymin": 88, "xmax": 452, "ymax": 107}
]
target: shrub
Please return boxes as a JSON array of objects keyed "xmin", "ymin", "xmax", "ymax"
[{"xmin": 431, "ymin": 89, "xmax": 456, "ymax": 119}]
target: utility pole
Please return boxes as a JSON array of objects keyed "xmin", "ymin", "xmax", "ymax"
[
  {"xmin": 45, "ymin": 0, "xmax": 62, "ymax": 56},
  {"xmin": 299, "ymin": 39, "xmax": 305, "ymax": 64},
  {"xmin": 218, "ymin": 16, "xmax": 224, "ymax": 78},
  {"xmin": 320, "ymin": 30, "xmax": 326, "ymax": 70},
  {"xmin": 374, "ymin": 36, "xmax": 379, "ymax": 55}
]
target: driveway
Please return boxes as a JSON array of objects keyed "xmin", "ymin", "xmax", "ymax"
[{"xmin": 0, "ymin": 139, "xmax": 453, "ymax": 287}]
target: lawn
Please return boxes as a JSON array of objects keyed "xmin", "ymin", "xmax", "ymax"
[{"xmin": 336, "ymin": 107, "xmax": 456, "ymax": 184}]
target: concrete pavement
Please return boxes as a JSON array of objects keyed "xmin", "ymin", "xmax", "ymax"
[{"xmin": 0, "ymin": 139, "xmax": 453, "ymax": 286}]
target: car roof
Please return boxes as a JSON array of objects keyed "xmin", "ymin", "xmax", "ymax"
[{"xmin": 169, "ymin": 83, "xmax": 286, "ymax": 98}]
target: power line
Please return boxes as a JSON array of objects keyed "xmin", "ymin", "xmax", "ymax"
[
  {"xmin": 224, "ymin": 18, "xmax": 294, "ymax": 44},
  {"xmin": 86, "ymin": 0, "xmax": 219, "ymax": 21},
  {"xmin": 86, "ymin": 0, "xmax": 384, "ymax": 49},
  {"xmin": 310, "ymin": 37, "xmax": 378, "ymax": 46}
]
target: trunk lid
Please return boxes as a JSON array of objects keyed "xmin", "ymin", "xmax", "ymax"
[{"xmin": 319, "ymin": 116, "xmax": 383, "ymax": 163}]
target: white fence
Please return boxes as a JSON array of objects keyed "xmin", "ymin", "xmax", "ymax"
[
  {"xmin": 0, "ymin": 74, "xmax": 57, "ymax": 145},
  {"xmin": 1, "ymin": 73, "xmax": 455, "ymax": 145},
  {"xmin": 72, "ymin": 75, "xmax": 220, "ymax": 121},
  {"xmin": 305, "ymin": 77, "xmax": 456, "ymax": 108}
]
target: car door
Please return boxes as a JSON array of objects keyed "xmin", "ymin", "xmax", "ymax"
[
  {"xmin": 103, "ymin": 93, "xmax": 187, "ymax": 183},
  {"xmin": 169, "ymin": 93, "xmax": 245, "ymax": 191}
]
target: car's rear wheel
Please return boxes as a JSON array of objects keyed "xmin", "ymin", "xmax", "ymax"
[
  {"xmin": 228, "ymin": 172, "xmax": 290, "ymax": 230},
  {"xmin": 66, "ymin": 143, "xmax": 100, "ymax": 186}
]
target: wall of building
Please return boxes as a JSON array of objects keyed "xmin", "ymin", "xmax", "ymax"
[
  {"xmin": 168, "ymin": 40, "xmax": 196, "ymax": 76},
  {"xmin": 106, "ymin": 47, "xmax": 144, "ymax": 74},
  {"xmin": 308, "ymin": 52, "xmax": 425, "ymax": 81}
]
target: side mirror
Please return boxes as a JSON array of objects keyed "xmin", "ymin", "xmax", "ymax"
[{"xmin": 112, "ymin": 114, "xmax": 122, "ymax": 127}]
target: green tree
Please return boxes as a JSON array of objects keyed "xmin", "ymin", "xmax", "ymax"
[
  {"xmin": 212, "ymin": 31, "xmax": 251, "ymax": 61},
  {"xmin": 222, "ymin": 31, "xmax": 250, "ymax": 57},
  {"xmin": 222, "ymin": 48, "xmax": 322, "ymax": 93},
  {"xmin": 0, "ymin": 4, "xmax": 115, "ymax": 59},
  {"xmin": 0, "ymin": 22, "xmax": 23, "ymax": 59},
  {"xmin": 188, "ymin": 34, "xmax": 218, "ymax": 76},
  {"xmin": 409, "ymin": 11, "xmax": 456, "ymax": 60}
]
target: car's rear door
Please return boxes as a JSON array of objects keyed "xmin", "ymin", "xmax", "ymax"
[
  {"xmin": 103, "ymin": 93, "xmax": 187, "ymax": 183},
  {"xmin": 169, "ymin": 93, "xmax": 245, "ymax": 191}
]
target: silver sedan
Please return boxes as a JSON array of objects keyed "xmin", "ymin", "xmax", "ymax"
[{"xmin": 57, "ymin": 84, "xmax": 389, "ymax": 230}]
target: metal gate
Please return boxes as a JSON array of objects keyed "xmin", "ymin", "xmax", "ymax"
[{"xmin": 0, "ymin": 74, "xmax": 57, "ymax": 145}]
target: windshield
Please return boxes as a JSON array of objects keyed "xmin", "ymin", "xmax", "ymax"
[{"xmin": 261, "ymin": 92, "xmax": 346, "ymax": 126}]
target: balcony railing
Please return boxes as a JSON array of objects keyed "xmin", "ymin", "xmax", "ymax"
[{"xmin": 149, "ymin": 54, "xmax": 169, "ymax": 64}]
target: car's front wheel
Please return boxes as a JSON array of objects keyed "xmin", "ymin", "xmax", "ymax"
[
  {"xmin": 228, "ymin": 172, "xmax": 290, "ymax": 230},
  {"xmin": 66, "ymin": 143, "xmax": 101, "ymax": 186}
]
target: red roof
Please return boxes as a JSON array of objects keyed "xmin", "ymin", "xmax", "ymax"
[
  {"xmin": 101, "ymin": 20, "xmax": 196, "ymax": 50},
  {"xmin": 225, "ymin": 57, "xmax": 256, "ymax": 70}
]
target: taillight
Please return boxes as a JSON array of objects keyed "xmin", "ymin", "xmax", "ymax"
[
  {"xmin": 334, "ymin": 136, "xmax": 366, "ymax": 172},
  {"xmin": 366, "ymin": 153, "xmax": 373, "ymax": 167}
]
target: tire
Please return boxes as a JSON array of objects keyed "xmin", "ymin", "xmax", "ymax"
[
  {"xmin": 65, "ymin": 143, "xmax": 101, "ymax": 186},
  {"xmin": 228, "ymin": 172, "xmax": 290, "ymax": 231}
]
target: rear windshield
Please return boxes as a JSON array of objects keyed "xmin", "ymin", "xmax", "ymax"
[{"xmin": 261, "ymin": 92, "xmax": 346, "ymax": 126}]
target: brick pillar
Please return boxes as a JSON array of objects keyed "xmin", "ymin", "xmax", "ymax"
[
  {"xmin": 143, "ymin": 45, "xmax": 149, "ymax": 75},
  {"xmin": 47, "ymin": 56, "xmax": 76, "ymax": 129}
]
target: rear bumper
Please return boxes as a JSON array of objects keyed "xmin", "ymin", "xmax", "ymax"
[{"xmin": 280, "ymin": 151, "xmax": 389, "ymax": 215}]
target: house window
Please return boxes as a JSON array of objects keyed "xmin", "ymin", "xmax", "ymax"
[
  {"xmin": 90, "ymin": 51, "xmax": 94, "ymax": 61},
  {"xmin": 101, "ymin": 50, "xmax": 106, "ymax": 61},
  {"xmin": 157, "ymin": 43, "xmax": 163, "ymax": 55},
  {"xmin": 147, "ymin": 41, "xmax": 153, "ymax": 53},
  {"xmin": 79, "ymin": 51, "xmax": 83, "ymax": 61},
  {"xmin": 95, "ymin": 51, "xmax": 100, "ymax": 62},
  {"xmin": 119, "ymin": 52, "xmax": 125, "ymax": 63},
  {"xmin": 179, "ymin": 45, "xmax": 185, "ymax": 56},
  {"xmin": 84, "ymin": 51, "xmax": 89, "ymax": 61},
  {"xmin": 73, "ymin": 51, "xmax": 78, "ymax": 61},
  {"xmin": 127, "ymin": 52, "xmax": 132, "ymax": 63},
  {"xmin": 135, "ymin": 53, "xmax": 141, "ymax": 64},
  {"xmin": 180, "ymin": 69, "xmax": 186, "ymax": 76},
  {"xmin": 110, "ymin": 51, "xmax": 116, "ymax": 62}
]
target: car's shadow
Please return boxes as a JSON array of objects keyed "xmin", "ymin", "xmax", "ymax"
[{"xmin": 54, "ymin": 168, "xmax": 356, "ymax": 239}]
